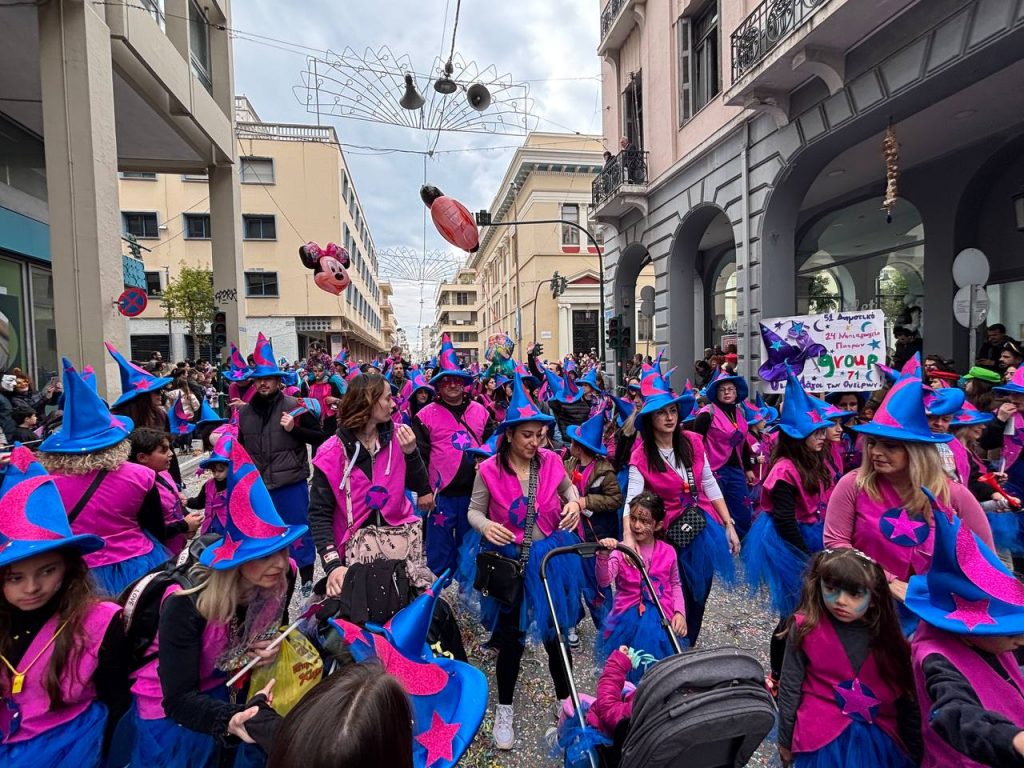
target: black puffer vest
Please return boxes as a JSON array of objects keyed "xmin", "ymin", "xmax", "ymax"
[{"xmin": 238, "ymin": 392, "xmax": 309, "ymax": 490}]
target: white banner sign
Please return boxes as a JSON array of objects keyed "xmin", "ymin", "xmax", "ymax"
[{"xmin": 758, "ymin": 309, "xmax": 886, "ymax": 393}]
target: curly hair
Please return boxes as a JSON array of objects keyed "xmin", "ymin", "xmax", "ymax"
[{"xmin": 38, "ymin": 439, "xmax": 130, "ymax": 475}]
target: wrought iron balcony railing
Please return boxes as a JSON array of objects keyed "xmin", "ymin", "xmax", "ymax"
[
  {"xmin": 600, "ymin": 0, "xmax": 628, "ymax": 40},
  {"xmin": 592, "ymin": 149, "xmax": 649, "ymax": 209},
  {"xmin": 731, "ymin": 0, "xmax": 828, "ymax": 81}
]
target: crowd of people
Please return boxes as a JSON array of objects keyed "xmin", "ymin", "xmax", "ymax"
[{"xmin": 1, "ymin": 325, "xmax": 1023, "ymax": 768}]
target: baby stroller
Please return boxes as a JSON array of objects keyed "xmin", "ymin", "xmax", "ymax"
[{"xmin": 541, "ymin": 541, "xmax": 776, "ymax": 768}]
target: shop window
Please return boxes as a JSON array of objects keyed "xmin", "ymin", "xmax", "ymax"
[
  {"xmin": 240, "ymin": 157, "xmax": 275, "ymax": 184},
  {"xmin": 183, "ymin": 213, "xmax": 211, "ymax": 239},
  {"xmin": 708, "ymin": 256, "xmax": 737, "ymax": 350},
  {"xmin": 0, "ymin": 256, "xmax": 26, "ymax": 373},
  {"xmin": 120, "ymin": 172, "xmax": 157, "ymax": 180},
  {"xmin": 123, "ymin": 212, "xmax": 159, "ymax": 239},
  {"xmin": 243, "ymin": 215, "xmax": 277, "ymax": 240},
  {"xmin": 0, "ymin": 114, "xmax": 47, "ymax": 202},
  {"xmin": 245, "ymin": 272, "xmax": 279, "ymax": 297}
]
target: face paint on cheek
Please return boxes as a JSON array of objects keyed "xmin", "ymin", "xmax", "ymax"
[{"xmin": 847, "ymin": 592, "xmax": 871, "ymax": 619}]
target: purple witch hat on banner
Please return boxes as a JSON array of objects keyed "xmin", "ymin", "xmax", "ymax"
[
  {"xmin": 223, "ymin": 342, "xmax": 252, "ymax": 383},
  {"xmin": 250, "ymin": 333, "xmax": 289, "ymax": 378},
  {"xmin": 40, "ymin": 359, "xmax": 134, "ymax": 454},
  {"xmin": 851, "ymin": 376, "xmax": 952, "ymax": 444},
  {"xmin": 199, "ymin": 441, "xmax": 308, "ymax": 569},
  {"xmin": 105, "ymin": 341, "xmax": 173, "ymax": 407},
  {"xmin": 757, "ymin": 322, "xmax": 826, "ymax": 382},
  {"xmin": 496, "ymin": 373, "xmax": 555, "ymax": 435},
  {"xmin": 905, "ymin": 490, "xmax": 1024, "ymax": 634},
  {"xmin": 168, "ymin": 397, "xmax": 197, "ymax": 436},
  {"xmin": 0, "ymin": 446, "xmax": 105, "ymax": 568},
  {"xmin": 428, "ymin": 334, "xmax": 474, "ymax": 385},
  {"xmin": 329, "ymin": 572, "xmax": 487, "ymax": 768}
]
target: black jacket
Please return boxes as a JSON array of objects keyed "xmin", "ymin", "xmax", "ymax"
[{"xmin": 238, "ymin": 391, "xmax": 324, "ymax": 490}]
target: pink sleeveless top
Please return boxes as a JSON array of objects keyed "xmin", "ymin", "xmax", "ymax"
[
  {"xmin": 790, "ymin": 613, "xmax": 903, "ymax": 754},
  {"xmin": 478, "ymin": 448, "xmax": 566, "ymax": 543},
  {"xmin": 607, "ymin": 540, "xmax": 681, "ymax": 619},
  {"xmin": 0, "ymin": 601, "xmax": 121, "ymax": 742},
  {"xmin": 702, "ymin": 405, "xmax": 748, "ymax": 470},
  {"xmin": 630, "ymin": 432, "xmax": 720, "ymax": 526},
  {"xmin": 311, "ymin": 434, "xmax": 419, "ymax": 548},
  {"xmin": 199, "ymin": 478, "xmax": 228, "ymax": 536},
  {"xmin": 51, "ymin": 462, "xmax": 159, "ymax": 567},
  {"xmin": 155, "ymin": 470, "xmax": 187, "ymax": 557},
  {"xmin": 416, "ymin": 401, "xmax": 489, "ymax": 493},
  {"xmin": 760, "ymin": 458, "xmax": 826, "ymax": 525}
]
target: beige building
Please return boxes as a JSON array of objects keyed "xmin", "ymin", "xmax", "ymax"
[
  {"xmin": 0, "ymin": 0, "xmax": 244, "ymax": 396},
  {"xmin": 469, "ymin": 132, "xmax": 654, "ymax": 370},
  {"xmin": 433, "ymin": 268, "xmax": 481, "ymax": 366},
  {"xmin": 120, "ymin": 96, "xmax": 390, "ymax": 363}
]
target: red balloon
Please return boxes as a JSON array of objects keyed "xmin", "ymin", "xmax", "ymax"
[{"xmin": 430, "ymin": 196, "xmax": 479, "ymax": 253}]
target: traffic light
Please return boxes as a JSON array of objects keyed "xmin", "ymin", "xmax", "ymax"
[
  {"xmin": 550, "ymin": 272, "xmax": 569, "ymax": 299},
  {"xmin": 211, "ymin": 308, "xmax": 227, "ymax": 349},
  {"xmin": 606, "ymin": 315, "xmax": 620, "ymax": 350},
  {"xmin": 620, "ymin": 324, "xmax": 632, "ymax": 352},
  {"xmin": 125, "ymin": 233, "xmax": 141, "ymax": 259},
  {"xmin": 475, "ymin": 210, "xmax": 492, "ymax": 226}
]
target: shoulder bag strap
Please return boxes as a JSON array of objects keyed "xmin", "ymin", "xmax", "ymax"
[
  {"xmin": 518, "ymin": 456, "xmax": 541, "ymax": 567},
  {"xmin": 68, "ymin": 470, "xmax": 109, "ymax": 524}
]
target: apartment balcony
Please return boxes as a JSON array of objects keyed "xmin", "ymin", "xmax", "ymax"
[
  {"xmin": 236, "ymin": 122, "xmax": 339, "ymax": 144},
  {"xmin": 591, "ymin": 150, "xmax": 649, "ymax": 222},
  {"xmin": 727, "ymin": 0, "xmax": 919, "ymax": 114},
  {"xmin": 598, "ymin": 0, "xmax": 646, "ymax": 56}
]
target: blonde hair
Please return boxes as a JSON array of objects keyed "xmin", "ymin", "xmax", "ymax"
[
  {"xmin": 857, "ymin": 441, "xmax": 950, "ymax": 518},
  {"xmin": 182, "ymin": 563, "xmax": 288, "ymax": 625},
  {"xmin": 38, "ymin": 439, "xmax": 130, "ymax": 475}
]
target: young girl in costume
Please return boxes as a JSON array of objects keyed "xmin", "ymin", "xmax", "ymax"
[
  {"xmin": 904, "ymin": 498, "xmax": 1024, "ymax": 767},
  {"xmin": 187, "ymin": 438, "xmax": 231, "ymax": 538},
  {"xmin": 38, "ymin": 360, "xmax": 173, "ymax": 596},
  {"xmin": 776, "ymin": 548, "xmax": 920, "ymax": 768},
  {"xmin": 0, "ymin": 446, "xmax": 130, "ymax": 766},
  {"xmin": 129, "ymin": 441, "xmax": 302, "ymax": 768},
  {"xmin": 598, "ymin": 491, "xmax": 686, "ymax": 667},
  {"xmin": 130, "ymin": 427, "xmax": 201, "ymax": 558}
]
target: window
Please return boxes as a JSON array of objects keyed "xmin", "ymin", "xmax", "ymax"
[
  {"xmin": 183, "ymin": 213, "xmax": 211, "ymax": 239},
  {"xmin": 189, "ymin": 0, "xmax": 211, "ymax": 90},
  {"xmin": 240, "ymin": 157, "xmax": 275, "ymax": 184},
  {"xmin": 140, "ymin": 0, "xmax": 165, "ymax": 28},
  {"xmin": 144, "ymin": 271, "xmax": 164, "ymax": 297},
  {"xmin": 677, "ymin": 3, "xmax": 720, "ymax": 123},
  {"xmin": 245, "ymin": 271, "xmax": 279, "ymax": 297},
  {"xmin": 243, "ymin": 215, "xmax": 276, "ymax": 240},
  {"xmin": 454, "ymin": 292, "xmax": 472, "ymax": 306},
  {"xmin": 561, "ymin": 203, "xmax": 580, "ymax": 245},
  {"xmin": 182, "ymin": 170, "xmax": 209, "ymax": 182},
  {"xmin": 123, "ymin": 212, "xmax": 159, "ymax": 239},
  {"xmin": 120, "ymin": 172, "xmax": 157, "ymax": 180}
]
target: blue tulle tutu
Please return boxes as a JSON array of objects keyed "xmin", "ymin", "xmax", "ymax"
[
  {"xmin": 742, "ymin": 514, "xmax": 819, "ymax": 617},
  {"xmin": 553, "ymin": 709, "xmax": 613, "ymax": 768},
  {"xmin": 596, "ymin": 600, "xmax": 686, "ymax": 676},
  {"xmin": 460, "ymin": 529, "xmax": 589, "ymax": 643},
  {"xmin": 987, "ymin": 510, "xmax": 1023, "ymax": 554},
  {"xmin": 0, "ymin": 701, "xmax": 107, "ymax": 767},
  {"xmin": 131, "ymin": 702, "xmax": 265, "ymax": 768},
  {"xmin": 792, "ymin": 719, "xmax": 914, "ymax": 768},
  {"xmin": 91, "ymin": 537, "xmax": 170, "ymax": 596},
  {"xmin": 677, "ymin": 512, "xmax": 736, "ymax": 603}
]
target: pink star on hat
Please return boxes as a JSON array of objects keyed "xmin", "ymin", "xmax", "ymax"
[
  {"xmin": 210, "ymin": 533, "xmax": 242, "ymax": 565},
  {"xmin": 416, "ymin": 711, "xmax": 460, "ymax": 766},
  {"xmin": 517, "ymin": 405, "xmax": 536, "ymax": 418},
  {"xmin": 133, "ymin": 378, "xmax": 151, "ymax": 390},
  {"xmin": 807, "ymin": 409, "xmax": 823, "ymax": 424},
  {"xmin": 944, "ymin": 593, "xmax": 997, "ymax": 631},
  {"xmin": 334, "ymin": 618, "xmax": 367, "ymax": 646},
  {"xmin": 834, "ymin": 678, "xmax": 879, "ymax": 723},
  {"xmin": 886, "ymin": 509, "xmax": 928, "ymax": 543}
]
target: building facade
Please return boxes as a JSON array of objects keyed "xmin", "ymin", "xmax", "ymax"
[
  {"xmin": 433, "ymin": 268, "xmax": 481, "ymax": 366},
  {"xmin": 596, "ymin": 0, "xmax": 1024, "ymax": 385},
  {"xmin": 120, "ymin": 97, "xmax": 390, "ymax": 364},
  {"xmin": 0, "ymin": 0, "xmax": 244, "ymax": 396}
]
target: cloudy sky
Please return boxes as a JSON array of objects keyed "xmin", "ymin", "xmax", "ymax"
[{"xmin": 231, "ymin": 0, "xmax": 604, "ymax": 345}]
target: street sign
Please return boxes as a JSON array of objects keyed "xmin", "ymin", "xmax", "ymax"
[
  {"xmin": 117, "ymin": 287, "xmax": 148, "ymax": 317},
  {"xmin": 953, "ymin": 285, "xmax": 989, "ymax": 328},
  {"xmin": 952, "ymin": 248, "xmax": 989, "ymax": 289}
]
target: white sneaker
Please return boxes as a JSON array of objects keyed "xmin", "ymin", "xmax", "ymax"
[
  {"xmin": 568, "ymin": 630, "xmax": 580, "ymax": 648},
  {"xmin": 493, "ymin": 704, "xmax": 515, "ymax": 750}
]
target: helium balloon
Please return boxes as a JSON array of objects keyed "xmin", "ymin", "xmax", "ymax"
[
  {"xmin": 299, "ymin": 241, "xmax": 352, "ymax": 296},
  {"xmin": 420, "ymin": 185, "xmax": 479, "ymax": 253}
]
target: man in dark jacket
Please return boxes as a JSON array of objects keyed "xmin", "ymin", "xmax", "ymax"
[{"xmin": 238, "ymin": 361, "xmax": 325, "ymax": 591}]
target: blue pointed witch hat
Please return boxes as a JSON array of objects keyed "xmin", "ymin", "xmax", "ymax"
[
  {"xmin": 199, "ymin": 441, "xmax": 308, "ymax": 569},
  {"xmin": 250, "ymin": 333, "xmax": 289, "ymax": 378},
  {"xmin": 496, "ymin": 373, "xmax": 555, "ymax": 435},
  {"xmin": 105, "ymin": 341, "xmax": 173, "ymax": 407},
  {"xmin": 410, "ymin": 369, "xmax": 435, "ymax": 400},
  {"xmin": 905, "ymin": 490, "xmax": 1024, "ymax": 635},
  {"xmin": 566, "ymin": 411, "xmax": 608, "ymax": 457},
  {"xmin": 755, "ymin": 392, "xmax": 780, "ymax": 424},
  {"xmin": 950, "ymin": 401, "xmax": 995, "ymax": 428},
  {"xmin": 994, "ymin": 364, "xmax": 1024, "ymax": 396},
  {"xmin": 463, "ymin": 433, "xmax": 499, "ymax": 461},
  {"xmin": 553, "ymin": 367, "xmax": 583, "ymax": 404},
  {"xmin": 200, "ymin": 433, "xmax": 234, "ymax": 469},
  {"xmin": 778, "ymin": 370, "xmax": 831, "ymax": 439},
  {"xmin": 923, "ymin": 387, "xmax": 966, "ymax": 417},
  {"xmin": 610, "ymin": 394, "xmax": 635, "ymax": 427},
  {"xmin": 56, "ymin": 364, "xmax": 99, "ymax": 410},
  {"xmin": 428, "ymin": 334, "xmax": 474, "ymax": 385},
  {"xmin": 287, "ymin": 397, "xmax": 322, "ymax": 420},
  {"xmin": 40, "ymin": 359, "xmax": 134, "ymax": 454},
  {"xmin": 0, "ymin": 446, "xmax": 105, "ymax": 567},
  {"xmin": 513, "ymin": 360, "xmax": 539, "ymax": 387},
  {"xmin": 636, "ymin": 366, "xmax": 695, "ymax": 429},
  {"xmin": 851, "ymin": 376, "xmax": 951, "ymax": 444},
  {"xmin": 578, "ymin": 367, "xmax": 603, "ymax": 394},
  {"xmin": 168, "ymin": 397, "xmax": 197, "ymax": 436},
  {"xmin": 223, "ymin": 342, "xmax": 252, "ymax": 383},
  {"xmin": 196, "ymin": 399, "xmax": 228, "ymax": 428},
  {"xmin": 329, "ymin": 572, "xmax": 487, "ymax": 768}
]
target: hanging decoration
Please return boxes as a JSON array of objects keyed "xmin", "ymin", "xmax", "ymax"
[
  {"xmin": 298, "ymin": 241, "xmax": 352, "ymax": 296},
  {"xmin": 882, "ymin": 123, "xmax": 899, "ymax": 224},
  {"xmin": 420, "ymin": 185, "xmax": 479, "ymax": 253}
]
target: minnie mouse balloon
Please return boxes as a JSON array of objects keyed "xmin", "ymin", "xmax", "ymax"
[
  {"xmin": 420, "ymin": 185, "xmax": 479, "ymax": 253},
  {"xmin": 298, "ymin": 241, "xmax": 352, "ymax": 296}
]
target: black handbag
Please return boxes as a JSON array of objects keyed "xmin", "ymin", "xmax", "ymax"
[
  {"xmin": 665, "ymin": 465, "xmax": 707, "ymax": 550},
  {"xmin": 474, "ymin": 457, "xmax": 539, "ymax": 607}
]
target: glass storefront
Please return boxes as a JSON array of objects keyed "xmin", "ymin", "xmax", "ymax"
[
  {"xmin": 797, "ymin": 197, "xmax": 925, "ymax": 351},
  {"xmin": 987, "ymin": 280, "xmax": 1024, "ymax": 343},
  {"xmin": 0, "ymin": 253, "xmax": 56, "ymax": 383},
  {"xmin": 0, "ymin": 255, "xmax": 27, "ymax": 374}
]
